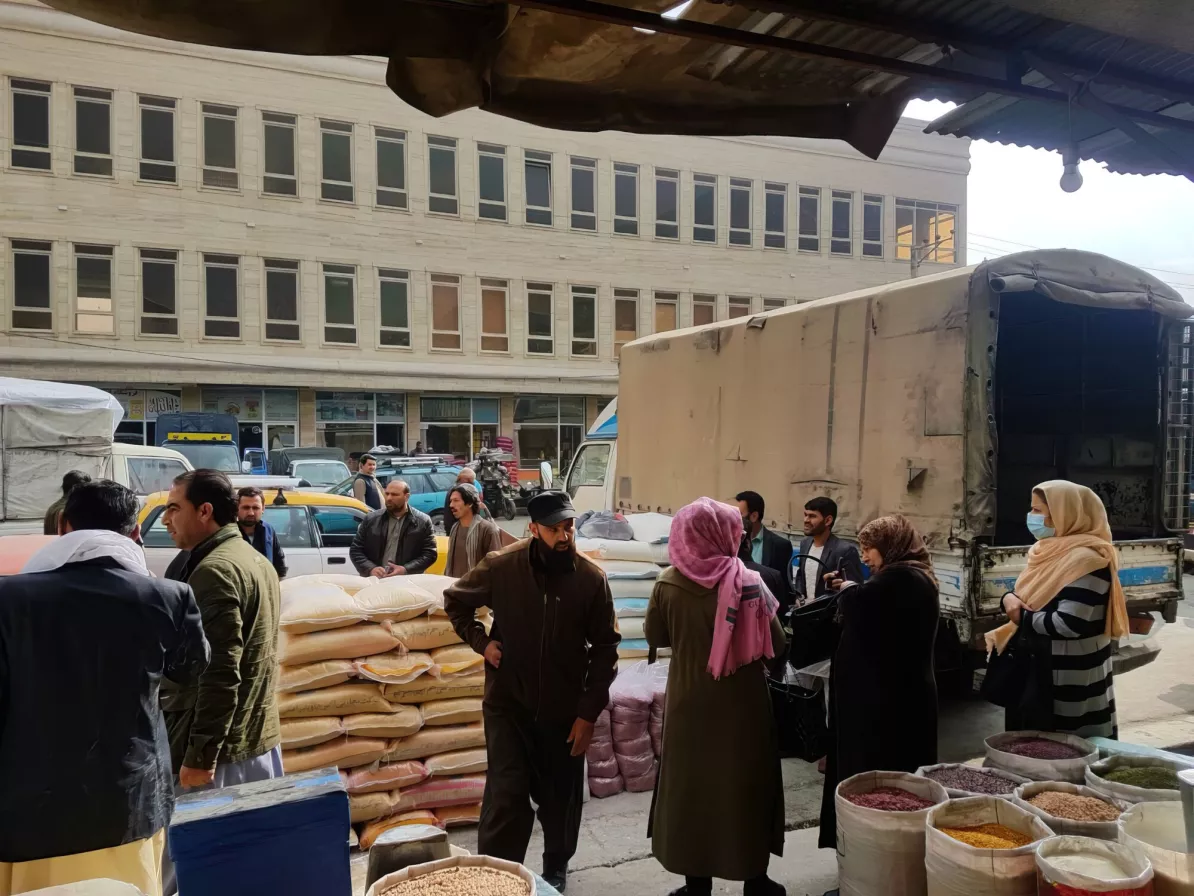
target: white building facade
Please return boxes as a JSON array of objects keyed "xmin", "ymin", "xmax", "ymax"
[{"xmin": 0, "ymin": 0, "xmax": 969, "ymax": 474}]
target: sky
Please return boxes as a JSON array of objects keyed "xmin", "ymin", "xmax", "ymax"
[{"xmin": 903, "ymin": 99, "xmax": 1194, "ymax": 302}]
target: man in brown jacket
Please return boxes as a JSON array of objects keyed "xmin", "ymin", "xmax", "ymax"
[{"xmin": 446, "ymin": 491, "xmax": 620, "ymax": 893}]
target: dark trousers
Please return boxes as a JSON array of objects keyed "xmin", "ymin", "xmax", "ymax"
[
  {"xmin": 478, "ymin": 704, "xmax": 584, "ymax": 871},
  {"xmin": 685, "ymin": 875, "xmax": 778, "ymax": 895}
]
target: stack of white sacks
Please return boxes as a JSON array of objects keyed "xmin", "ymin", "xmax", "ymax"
[
  {"xmin": 275, "ymin": 574, "xmax": 491, "ymax": 848},
  {"xmin": 577, "ymin": 528, "xmax": 670, "ymax": 666}
]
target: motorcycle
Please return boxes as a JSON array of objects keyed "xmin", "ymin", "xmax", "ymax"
[{"xmin": 475, "ymin": 448, "xmax": 518, "ymax": 521}]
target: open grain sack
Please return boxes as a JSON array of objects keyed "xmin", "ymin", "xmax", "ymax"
[
  {"xmin": 435, "ymin": 803, "xmax": 481, "ymax": 828},
  {"xmin": 350, "ymin": 790, "xmax": 399, "ymax": 824},
  {"xmin": 342, "ymin": 705, "xmax": 424, "ymax": 739},
  {"xmin": 359, "ymin": 811, "xmax": 443, "ymax": 850},
  {"xmin": 394, "ymin": 775, "xmax": 487, "ymax": 812},
  {"xmin": 422, "ymin": 697, "xmax": 484, "ymax": 726},
  {"xmin": 383, "ymin": 672, "xmax": 485, "ymax": 704},
  {"xmin": 280, "ymin": 622, "xmax": 401, "ymax": 665},
  {"xmin": 355, "ymin": 651, "xmax": 434, "ymax": 685},
  {"xmin": 384, "ymin": 723, "xmax": 487, "ymax": 763},
  {"xmin": 352, "ymin": 578, "xmax": 438, "ymax": 623},
  {"xmin": 925, "ymin": 796, "xmax": 1053, "ymax": 896},
  {"xmin": 278, "ymin": 682, "xmax": 395, "ymax": 719},
  {"xmin": 280, "ymin": 582, "xmax": 363, "ymax": 634},
  {"xmin": 344, "ymin": 760, "xmax": 430, "ymax": 795},
  {"xmin": 429, "ymin": 644, "xmax": 485, "ymax": 681},
  {"xmin": 280, "ymin": 716, "xmax": 343, "ymax": 750},
  {"xmin": 278, "ymin": 658, "xmax": 357, "ymax": 694},
  {"xmin": 281, "ymin": 573, "xmax": 374, "ymax": 596},
  {"xmin": 282, "ymin": 735, "xmax": 389, "ymax": 774},
  {"xmin": 391, "ymin": 617, "xmax": 464, "ymax": 651},
  {"xmin": 426, "ymin": 748, "xmax": 488, "ymax": 776}
]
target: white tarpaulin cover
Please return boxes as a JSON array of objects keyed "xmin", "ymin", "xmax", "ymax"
[{"xmin": 0, "ymin": 378, "xmax": 122, "ymax": 522}]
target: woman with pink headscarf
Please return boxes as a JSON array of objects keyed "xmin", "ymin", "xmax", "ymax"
[{"xmin": 645, "ymin": 497, "xmax": 787, "ymax": 896}]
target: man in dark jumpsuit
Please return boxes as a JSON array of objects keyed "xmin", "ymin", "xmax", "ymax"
[{"xmin": 446, "ymin": 491, "xmax": 620, "ymax": 892}]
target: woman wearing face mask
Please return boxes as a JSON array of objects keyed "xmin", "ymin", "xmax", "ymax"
[
  {"xmin": 990, "ymin": 481, "xmax": 1128, "ymax": 738},
  {"xmin": 817, "ymin": 516, "xmax": 939, "ymax": 856}
]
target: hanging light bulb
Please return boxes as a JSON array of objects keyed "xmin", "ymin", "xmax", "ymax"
[{"xmin": 1059, "ymin": 145, "xmax": 1083, "ymax": 193}]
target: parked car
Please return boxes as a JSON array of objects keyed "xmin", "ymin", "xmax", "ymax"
[
  {"xmin": 329, "ymin": 463, "xmax": 461, "ymax": 533},
  {"xmin": 137, "ymin": 488, "xmax": 448, "ymax": 578}
]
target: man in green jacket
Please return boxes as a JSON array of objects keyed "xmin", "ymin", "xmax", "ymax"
[{"xmin": 160, "ymin": 468, "xmax": 282, "ymax": 790}]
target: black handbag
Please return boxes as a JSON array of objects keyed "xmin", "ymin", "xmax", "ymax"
[{"xmin": 980, "ymin": 623, "xmax": 1032, "ymax": 708}]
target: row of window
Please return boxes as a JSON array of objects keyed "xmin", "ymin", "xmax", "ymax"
[
  {"xmin": 4, "ymin": 240, "xmax": 799, "ymax": 356},
  {"xmin": 6, "ymin": 77, "xmax": 959, "ymax": 262}
]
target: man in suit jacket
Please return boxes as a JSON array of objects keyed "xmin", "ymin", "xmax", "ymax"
[
  {"xmin": 736, "ymin": 490, "xmax": 794, "ymax": 611},
  {"xmin": 351, "ymin": 478, "xmax": 439, "ymax": 577},
  {"xmin": 792, "ymin": 496, "xmax": 864, "ymax": 606}
]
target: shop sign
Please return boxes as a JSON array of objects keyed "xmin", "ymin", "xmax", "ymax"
[
  {"xmin": 110, "ymin": 389, "xmax": 181, "ymax": 421},
  {"xmin": 203, "ymin": 390, "xmax": 262, "ymax": 421}
]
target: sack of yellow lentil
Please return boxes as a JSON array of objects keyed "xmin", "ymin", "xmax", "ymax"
[
  {"xmin": 925, "ymin": 796, "xmax": 1053, "ymax": 896},
  {"xmin": 1013, "ymin": 781, "xmax": 1126, "ymax": 841}
]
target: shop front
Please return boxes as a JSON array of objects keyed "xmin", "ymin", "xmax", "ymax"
[
  {"xmin": 107, "ymin": 388, "xmax": 182, "ymax": 445},
  {"xmin": 201, "ymin": 388, "xmax": 299, "ymax": 453},
  {"xmin": 315, "ymin": 392, "xmax": 405, "ymax": 463},
  {"xmin": 514, "ymin": 395, "xmax": 586, "ymax": 478},
  {"xmin": 419, "ymin": 396, "xmax": 499, "ymax": 461}
]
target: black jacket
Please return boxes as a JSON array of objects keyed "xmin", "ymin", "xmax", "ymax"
[
  {"xmin": 444, "ymin": 539, "xmax": 621, "ymax": 725},
  {"xmin": 350, "ymin": 506, "xmax": 438, "ymax": 576},
  {"xmin": 755, "ymin": 528, "xmax": 794, "ymax": 609},
  {"xmin": 0, "ymin": 558, "xmax": 209, "ymax": 861},
  {"xmin": 793, "ymin": 534, "xmax": 864, "ymax": 604}
]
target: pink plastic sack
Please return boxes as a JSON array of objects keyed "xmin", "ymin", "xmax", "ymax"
[
  {"xmin": 611, "ymin": 704, "xmax": 651, "ymax": 724},
  {"xmin": 587, "ymin": 737, "xmax": 614, "ymax": 762},
  {"xmin": 614, "ymin": 733, "xmax": 652, "ymax": 757},
  {"xmin": 593, "ymin": 709, "xmax": 611, "ymax": 733},
  {"xmin": 588, "ymin": 774, "xmax": 625, "ymax": 798},
  {"xmin": 616, "ymin": 750, "xmax": 655, "ymax": 779},
  {"xmin": 612, "ymin": 719, "xmax": 648, "ymax": 741},
  {"xmin": 587, "ymin": 755, "xmax": 619, "ymax": 778},
  {"xmin": 625, "ymin": 761, "xmax": 658, "ymax": 793}
]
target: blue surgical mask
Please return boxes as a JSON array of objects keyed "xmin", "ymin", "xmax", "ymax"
[{"xmin": 1026, "ymin": 512, "xmax": 1055, "ymax": 540}]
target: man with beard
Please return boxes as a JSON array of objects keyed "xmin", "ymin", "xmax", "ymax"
[
  {"xmin": 445, "ymin": 491, "xmax": 620, "ymax": 893},
  {"xmin": 792, "ymin": 497, "xmax": 864, "ymax": 607},
  {"xmin": 236, "ymin": 486, "xmax": 287, "ymax": 580},
  {"xmin": 736, "ymin": 491, "xmax": 793, "ymax": 611}
]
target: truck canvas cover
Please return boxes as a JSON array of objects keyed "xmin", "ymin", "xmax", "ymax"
[{"xmin": 0, "ymin": 378, "xmax": 122, "ymax": 522}]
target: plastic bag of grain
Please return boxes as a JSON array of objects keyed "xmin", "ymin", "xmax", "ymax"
[
  {"xmin": 277, "ymin": 682, "xmax": 395, "ymax": 719},
  {"xmin": 280, "ymin": 623, "xmax": 401, "ymax": 665},
  {"xmin": 422, "ymin": 697, "xmax": 483, "ymax": 726},
  {"xmin": 350, "ymin": 790, "xmax": 399, "ymax": 824},
  {"xmin": 345, "ymin": 760, "xmax": 429, "ymax": 794},
  {"xmin": 394, "ymin": 775, "xmax": 487, "ymax": 812},
  {"xmin": 382, "ymin": 673, "xmax": 485, "ymax": 704},
  {"xmin": 401, "ymin": 574, "xmax": 458, "ymax": 616},
  {"xmin": 282, "ymin": 573, "xmax": 373, "ymax": 596},
  {"xmin": 352, "ymin": 578, "xmax": 438, "ymax": 623},
  {"xmin": 354, "ymin": 651, "xmax": 434, "ymax": 685},
  {"xmin": 435, "ymin": 803, "xmax": 481, "ymax": 829},
  {"xmin": 1037, "ymin": 835, "xmax": 1153, "ymax": 895},
  {"xmin": 924, "ymin": 796, "xmax": 1054, "ymax": 896},
  {"xmin": 836, "ymin": 771, "xmax": 948, "ymax": 896},
  {"xmin": 384, "ymin": 723, "xmax": 487, "ymax": 763},
  {"xmin": 429, "ymin": 644, "xmax": 484, "ymax": 681},
  {"xmin": 280, "ymin": 716, "xmax": 343, "ymax": 749},
  {"xmin": 587, "ymin": 755, "xmax": 618, "ymax": 778},
  {"xmin": 426, "ymin": 748, "xmax": 488, "ymax": 776},
  {"xmin": 1013, "ymin": 782, "xmax": 1126, "ymax": 841},
  {"xmin": 985, "ymin": 731, "xmax": 1097, "ymax": 783},
  {"xmin": 280, "ymin": 583, "xmax": 363, "ymax": 633},
  {"xmin": 1086, "ymin": 755, "xmax": 1191, "ymax": 805},
  {"xmin": 278, "ymin": 659, "xmax": 356, "ymax": 694},
  {"xmin": 625, "ymin": 761, "xmax": 658, "ymax": 793},
  {"xmin": 359, "ymin": 811, "xmax": 444, "ymax": 850},
  {"xmin": 283, "ymin": 735, "xmax": 389, "ymax": 774},
  {"xmin": 1119, "ymin": 801, "xmax": 1194, "ymax": 896},
  {"xmin": 589, "ymin": 775, "xmax": 624, "ymax": 798},
  {"xmin": 341, "ymin": 705, "xmax": 424, "ymax": 739},
  {"xmin": 391, "ymin": 617, "xmax": 464, "ymax": 651}
]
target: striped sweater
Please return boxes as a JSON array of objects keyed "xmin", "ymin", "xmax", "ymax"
[{"xmin": 1021, "ymin": 565, "xmax": 1117, "ymax": 739}]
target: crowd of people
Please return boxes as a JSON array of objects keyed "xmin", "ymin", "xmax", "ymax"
[{"xmin": 0, "ymin": 463, "xmax": 1130, "ymax": 896}]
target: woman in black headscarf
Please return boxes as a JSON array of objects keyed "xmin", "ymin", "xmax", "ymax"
[{"xmin": 817, "ymin": 515, "xmax": 940, "ymax": 852}]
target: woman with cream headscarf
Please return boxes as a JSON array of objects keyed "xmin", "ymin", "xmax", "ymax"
[{"xmin": 990, "ymin": 480, "xmax": 1129, "ymax": 739}]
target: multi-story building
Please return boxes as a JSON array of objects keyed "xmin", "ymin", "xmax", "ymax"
[{"xmin": 0, "ymin": 0, "xmax": 969, "ymax": 475}]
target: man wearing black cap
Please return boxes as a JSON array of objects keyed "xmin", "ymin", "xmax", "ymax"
[{"xmin": 445, "ymin": 491, "xmax": 620, "ymax": 892}]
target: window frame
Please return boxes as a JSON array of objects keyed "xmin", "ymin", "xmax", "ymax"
[
  {"xmin": 72, "ymin": 86, "xmax": 113, "ymax": 178},
  {"xmin": 693, "ymin": 173, "xmax": 717, "ymax": 244},
  {"xmin": 863, "ymin": 193, "xmax": 884, "ymax": 258},
  {"xmin": 798, "ymin": 185, "xmax": 821, "ymax": 253},
  {"xmin": 200, "ymin": 102, "xmax": 240, "ymax": 191},
  {"xmin": 321, "ymin": 262, "xmax": 358, "ymax": 346},
  {"xmin": 613, "ymin": 162, "xmax": 639, "ymax": 236},
  {"xmin": 654, "ymin": 167, "xmax": 680, "ymax": 240},
  {"xmin": 570, "ymin": 284, "xmax": 599, "ymax": 358},
  {"xmin": 524, "ymin": 150, "xmax": 553, "ymax": 227},
  {"xmin": 375, "ymin": 126, "xmax": 408, "ymax": 211},
  {"xmin": 263, "ymin": 257, "xmax": 302, "ymax": 343},
  {"xmin": 763, "ymin": 297, "xmax": 787, "ymax": 311},
  {"xmin": 764, "ymin": 182, "xmax": 787, "ymax": 250},
  {"xmin": 728, "ymin": 295, "xmax": 752, "ymax": 319},
  {"xmin": 138, "ymin": 248, "xmax": 179, "ymax": 338},
  {"xmin": 319, "ymin": 119, "xmax": 355, "ymax": 204},
  {"xmin": 201, "ymin": 253, "xmax": 241, "ymax": 340},
  {"xmin": 692, "ymin": 293, "xmax": 716, "ymax": 326},
  {"xmin": 429, "ymin": 272, "xmax": 463, "ymax": 352},
  {"xmin": 653, "ymin": 290, "xmax": 679, "ymax": 333},
  {"xmin": 10, "ymin": 238, "xmax": 54, "ymax": 332},
  {"xmin": 10, "ymin": 78, "xmax": 52, "ymax": 172},
  {"xmin": 526, "ymin": 281, "xmax": 555, "ymax": 356},
  {"xmin": 378, "ymin": 267, "xmax": 412, "ymax": 350},
  {"xmin": 137, "ymin": 94, "xmax": 177, "ymax": 184},
  {"xmin": 477, "ymin": 142, "xmax": 507, "ymax": 222},
  {"xmin": 569, "ymin": 156, "xmax": 597, "ymax": 232},
  {"xmin": 613, "ymin": 287, "xmax": 639, "ymax": 358},
  {"xmin": 479, "ymin": 277, "xmax": 510, "ymax": 354},
  {"xmin": 729, "ymin": 177, "xmax": 753, "ymax": 247},
  {"xmin": 895, "ymin": 198, "xmax": 959, "ymax": 264},
  {"xmin": 426, "ymin": 134, "xmax": 459, "ymax": 216},
  {"xmin": 261, "ymin": 111, "xmax": 298, "ymax": 197},
  {"xmin": 72, "ymin": 243, "xmax": 115, "ymax": 336},
  {"xmin": 831, "ymin": 189, "xmax": 854, "ymax": 256}
]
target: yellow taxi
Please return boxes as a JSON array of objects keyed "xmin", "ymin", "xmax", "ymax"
[{"xmin": 138, "ymin": 487, "xmax": 448, "ymax": 577}]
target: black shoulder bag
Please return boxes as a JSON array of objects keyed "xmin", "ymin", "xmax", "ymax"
[{"xmin": 979, "ymin": 620, "xmax": 1033, "ymax": 708}]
